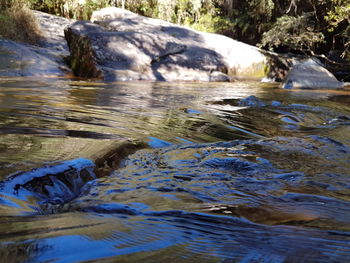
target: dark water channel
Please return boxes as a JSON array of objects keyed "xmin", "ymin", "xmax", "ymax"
[{"xmin": 0, "ymin": 78, "xmax": 349, "ymax": 262}]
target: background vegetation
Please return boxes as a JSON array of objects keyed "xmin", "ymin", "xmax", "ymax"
[
  {"xmin": 0, "ymin": 0, "xmax": 42, "ymax": 44},
  {"xmin": 0, "ymin": 0, "xmax": 349, "ymax": 62}
]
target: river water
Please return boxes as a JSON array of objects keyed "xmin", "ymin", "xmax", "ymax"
[{"xmin": 0, "ymin": 78, "xmax": 349, "ymax": 262}]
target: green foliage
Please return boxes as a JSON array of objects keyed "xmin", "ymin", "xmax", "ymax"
[
  {"xmin": 1, "ymin": 0, "xmax": 30, "ymax": 10},
  {"xmin": 248, "ymin": 0, "xmax": 275, "ymax": 28},
  {"xmin": 1, "ymin": 0, "xmax": 350, "ymax": 63},
  {"xmin": 325, "ymin": 0, "xmax": 350, "ymax": 59},
  {"xmin": 260, "ymin": 14, "xmax": 325, "ymax": 52},
  {"xmin": 326, "ymin": 0, "xmax": 350, "ymax": 29},
  {"xmin": 29, "ymin": 0, "xmax": 114, "ymax": 20},
  {"xmin": 190, "ymin": 12, "xmax": 234, "ymax": 33}
]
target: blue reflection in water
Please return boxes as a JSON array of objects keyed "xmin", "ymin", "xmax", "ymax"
[
  {"xmin": 27, "ymin": 210, "xmax": 350, "ymax": 263},
  {"xmin": 0, "ymin": 193, "xmax": 22, "ymax": 208},
  {"xmin": 147, "ymin": 137, "xmax": 172, "ymax": 148},
  {"xmin": 36, "ymin": 220, "xmax": 194, "ymax": 263},
  {"xmin": 175, "ymin": 136, "xmax": 194, "ymax": 144},
  {"xmin": 227, "ymin": 125, "xmax": 265, "ymax": 138},
  {"xmin": 0, "ymin": 139, "xmax": 350, "ymax": 262},
  {"xmin": 185, "ymin": 109, "xmax": 203, "ymax": 115},
  {"xmin": 37, "ymin": 235, "xmax": 119, "ymax": 263}
]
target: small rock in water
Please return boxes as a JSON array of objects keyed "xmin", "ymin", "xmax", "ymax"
[
  {"xmin": 2, "ymin": 158, "xmax": 96, "ymax": 205},
  {"xmin": 238, "ymin": 95, "xmax": 266, "ymax": 107}
]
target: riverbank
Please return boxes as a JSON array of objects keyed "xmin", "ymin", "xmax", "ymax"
[{"xmin": 0, "ymin": 7, "xmax": 349, "ymax": 88}]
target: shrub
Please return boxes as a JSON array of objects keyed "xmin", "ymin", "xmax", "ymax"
[
  {"xmin": 190, "ymin": 12, "xmax": 234, "ymax": 33},
  {"xmin": 325, "ymin": 0, "xmax": 350, "ymax": 60},
  {"xmin": 0, "ymin": 0, "xmax": 42, "ymax": 44},
  {"xmin": 259, "ymin": 14, "xmax": 325, "ymax": 53}
]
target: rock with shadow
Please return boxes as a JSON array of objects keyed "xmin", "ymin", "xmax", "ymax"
[
  {"xmin": 64, "ymin": 7, "xmax": 268, "ymax": 82},
  {"xmin": 281, "ymin": 59, "xmax": 344, "ymax": 89},
  {"xmin": 0, "ymin": 11, "xmax": 73, "ymax": 78}
]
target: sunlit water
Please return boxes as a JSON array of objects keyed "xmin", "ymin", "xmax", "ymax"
[{"xmin": 0, "ymin": 78, "xmax": 349, "ymax": 262}]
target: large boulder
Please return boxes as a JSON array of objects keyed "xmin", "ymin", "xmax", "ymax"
[
  {"xmin": 33, "ymin": 10, "xmax": 72, "ymax": 56},
  {"xmin": 64, "ymin": 7, "xmax": 268, "ymax": 82},
  {"xmin": 281, "ymin": 59, "xmax": 344, "ymax": 89}
]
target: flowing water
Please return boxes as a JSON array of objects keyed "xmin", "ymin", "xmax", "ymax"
[{"xmin": 0, "ymin": 78, "xmax": 349, "ymax": 262}]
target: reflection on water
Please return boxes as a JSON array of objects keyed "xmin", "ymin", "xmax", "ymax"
[{"xmin": 0, "ymin": 78, "xmax": 350, "ymax": 262}]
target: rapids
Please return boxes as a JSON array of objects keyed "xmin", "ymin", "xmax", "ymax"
[{"xmin": 0, "ymin": 78, "xmax": 349, "ymax": 262}]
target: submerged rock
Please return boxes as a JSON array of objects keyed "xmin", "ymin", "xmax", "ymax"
[
  {"xmin": 1, "ymin": 158, "xmax": 95, "ymax": 205},
  {"xmin": 0, "ymin": 140, "xmax": 147, "ymax": 208},
  {"xmin": 281, "ymin": 59, "xmax": 344, "ymax": 89},
  {"xmin": 64, "ymin": 7, "xmax": 268, "ymax": 82}
]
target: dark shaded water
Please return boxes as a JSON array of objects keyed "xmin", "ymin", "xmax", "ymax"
[{"xmin": 0, "ymin": 78, "xmax": 349, "ymax": 262}]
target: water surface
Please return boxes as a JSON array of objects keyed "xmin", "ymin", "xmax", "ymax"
[{"xmin": 0, "ymin": 78, "xmax": 349, "ymax": 262}]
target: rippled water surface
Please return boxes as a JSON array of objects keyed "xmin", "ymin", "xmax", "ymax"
[{"xmin": 0, "ymin": 78, "xmax": 349, "ymax": 262}]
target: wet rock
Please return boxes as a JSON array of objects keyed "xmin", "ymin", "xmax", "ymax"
[
  {"xmin": 64, "ymin": 7, "xmax": 268, "ymax": 82},
  {"xmin": 0, "ymin": 140, "xmax": 147, "ymax": 206},
  {"xmin": 281, "ymin": 59, "xmax": 344, "ymax": 89},
  {"xmin": 1, "ymin": 158, "xmax": 95, "ymax": 204},
  {"xmin": 93, "ymin": 140, "xmax": 148, "ymax": 177}
]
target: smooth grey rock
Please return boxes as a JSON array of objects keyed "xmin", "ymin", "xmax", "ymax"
[
  {"xmin": 281, "ymin": 59, "xmax": 344, "ymax": 89},
  {"xmin": 0, "ymin": 11, "xmax": 73, "ymax": 77},
  {"xmin": 33, "ymin": 10, "xmax": 73, "ymax": 55},
  {"xmin": 0, "ymin": 38, "xmax": 70, "ymax": 77},
  {"xmin": 65, "ymin": 7, "xmax": 268, "ymax": 82}
]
